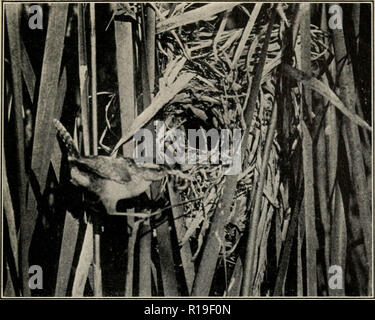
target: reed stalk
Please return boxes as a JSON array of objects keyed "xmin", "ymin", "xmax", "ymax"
[{"xmin": 90, "ymin": 3, "xmax": 102, "ymax": 297}]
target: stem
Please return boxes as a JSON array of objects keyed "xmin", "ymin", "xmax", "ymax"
[
  {"xmin": 138, "ymin": 5, "xmax": 155, "ymax": 296},
  {"xmin": 331, "ymin": 26, "xmax": 372, "ymax": 295},
  {"xmin": 90, "ymin": 3, "xmax": 102, "ymax": 297},
  {"xmin": 78, "ymin": 4, "xmax": 90, "ymax": 156},
  {"xmin": 240, "ymin": 8, "xmax": 276, "ymax": 296},
  {"xmin": 90, "ymin": 4, "xmax": 98, "ymax": 155},
  {"xmin": 241, "ymin": 98, "xmax": 278, "ymax": 296},
  {"xmin": 300, "ymin": 5, "xmax": 318, "ymax": 296},
  {"xmin": 5, "ymin": 4, "xmax": 27, "ymax": 295}
]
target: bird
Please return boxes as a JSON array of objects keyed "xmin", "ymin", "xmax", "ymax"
[{"xmin": 53, "ymin": 119, "xmax": 190, "ymax": 215}]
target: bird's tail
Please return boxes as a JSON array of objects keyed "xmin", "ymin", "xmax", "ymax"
[{"xmin": 53, "ymin": 119, "xmax": 80, "ymax": 159}]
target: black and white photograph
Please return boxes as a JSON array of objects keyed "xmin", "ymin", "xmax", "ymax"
[{"xmin": 1, "ymin": 1, "xmax": 373, "ymax": 299}]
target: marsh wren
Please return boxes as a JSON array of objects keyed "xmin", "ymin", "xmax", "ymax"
[{"xmin": 54, "ymin": 119, "xmax": 190, "ymax": 215}]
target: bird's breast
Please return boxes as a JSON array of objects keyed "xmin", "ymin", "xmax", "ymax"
[
  {"xmin": 100, "ymin": 178, "xmax": 152, "ymax": 202},
  {"xmin": 70, "ymin": 166, "xmax": 91, "ymax": 188}
]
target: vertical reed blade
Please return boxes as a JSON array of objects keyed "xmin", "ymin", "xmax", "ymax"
[
  {"xmin": 332, "ymin": 24, "xmax": 372, "ymax": 295},
  {"xmin": 16, "ymin": 4, "xmax": 68, "ymax": 296},
  {"xmin": 156, "ymin": 219, "xmax": 180, "ymax": 296},
  {"xmin": 114, "ymin": 6, "xmax": 137, "ymax": 295},
  {"xmin": 301, "ymin": 121, "xmax": 317, "ymax": 296}
]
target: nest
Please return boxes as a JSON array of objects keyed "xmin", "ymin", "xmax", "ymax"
[
  {"xmin": 150, "ymin": 3, "xmax": 329, "ymax": 267},
  {"xmin": 97, "ymin": 3, "xmax": 331, "ymax": 292}
]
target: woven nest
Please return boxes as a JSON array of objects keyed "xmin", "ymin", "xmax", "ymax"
[{"xmin": 150, "ymin": 3, "xmax": 329, "ymax": 268}]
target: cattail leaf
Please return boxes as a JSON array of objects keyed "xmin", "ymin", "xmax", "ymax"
[
  {"xmin": 156, "ymin": 219, "xmax": 179, "ymax": 296},
  {"xmin": 329, "ymin": 184, "xmax": 347, "ymax": 296},
  {"xmin": 168, "ymin": 182, "xmax": 195, "ymax": 294},
  {"xmin": 5, "ymin": 3, "xmax": 27, "ymax": 294},
  {"xmin": 232, "ymin": 3, "xmax": 262, "ymax": 68},
  {"xmin": 227, "ymin": 258, "xmax": 243, "ymax": 296},
  {"xmin": 20, "ymin": 4, "xmax": 68, "ymax": 296},
  {"xmin": 139, "ymin": 220, "xmax": 152, "ymax": 296},
  {"xmin": 72, "ymin": 222, "xmax": 94, "ymax": 296},
  {"xmin": 157, "ymin": 3, "xmax": 237, "ymax": 34},
  {"xmin": 112, "ymin": 70, "xmax": 195, "ymax": 155},
  {"xmin": 282, "ymin": 64, "xmax": 372, "ymax": 132},
  {"xmin": 332, "ymin": 26, "xmax": 372, "ymax": 294},
  {"xmin": 301, "ymin": 121, "xmax": 318, "ymax": 296},
  {"xmin": 3, "ymin": 158, "xmax": 19, "ymax": 276},
  {"xmin": 20, "ymin": 40, "xmax": 36, "ymax": 103},
  {"xmin": 55, "ymin": 210, "xmax": 80, "ymax": 296}
]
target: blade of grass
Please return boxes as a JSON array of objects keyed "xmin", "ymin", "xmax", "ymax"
[
  {"xmin": 281, "ymin": 65, "xmax": 372, "ymax": 132},
  {"xmin": 317, "ymin": 5, "xmax": 335, "ymax": 293},
  {"xmin": 352, "ymin": 4, "xmax": 360, "ymax": 55},
  {"xmin": 191, "ymin": 174, "xmax": 238, "ymax": 296},
  {"xmin": 111, "ymin": 71, "xmax": 195, "ymax": 155},
  {"xmin": 331, "ymin": 27, "xmax": 372, "ymax": 294},
  {"xmin": 300, "ymin": 5, "xmax": 313, "ymax": 123},
  {"xmin": 90, "ymin": 4, "xmax": 98, "ymax": 155},
  {"xmin": 114, "ymin": 13, "xmax": 136, "ymax": 157},
  {"xmin": 351, "ymin": 4, "xmax": 371, "ymax": 162},
  {"xmin": 146, "ymin": 5, "xmax": 156, "ymax": 94},
  {"xmin": 167, "ymin": 182, "xmax": 195, "ymax": 294},
  {"xmin": 75, "ymin": 7, "xmax": 93, "ymax": 297},
  {"xmin": 138, "ymin": 5, "xmax": 155, "ymax": 296},
  {"xmin": 72, "ymin": 222, "xmax": 93, "ymax": 296},
  {"xmin": 156, "ymin": 3, "xmax": 238, "ymax": 34},
  {"xmin": 320, "ymin": 5, "xmax": 339, "ymax": 203},
  {"xmin": 240, "ymin": 8, "xmax": 276, "ymax": 296},
  {"xmin": 301, "ymin": 5, "xmax": 321, "ymax": 295},
  {"xmin": 114, "ymin": 11, "xmax": 137, "ymax": 295},
  {"xmin": 5, "ymin": 4, "xmax": 27, "ymax": 294},
  {"xmin": 89, "ymin": 3, "xmax": 102, "ymax": 297},
  {"xmin": 139, "ymin": 219, "xmax": 152, "ymax": 296},
  {"xmin": 292, "ymin": 4, "xmax": 308, "ymax": 48},
  {"xmin": 20, "ymin": 4, "xmax": 68, "ymax": 296},
  {"xmin": 156, "ymin": 219, "xmax": 179, "ymax": 296},
  {"xmin": 51, "ymin": 66, "xmax": 67, "ymax": 172},
  {"xmin": 139, "ymin": 4, "xmax": 151, "ymax": 112},
  {"xmin": 78, "ymin": 4, "xmax": 90, "ymax": 156},
  {"xmin": 18, "ymin": 36, "xmax": 71, "ymax": 295},
  {"xmin": 253, "ymin": 203, "xmax": 275, "ymax": 294},
  {"xmin": 19, "ymin": 36, "xmax": 67, "ymax": 179},
  {"xmin": 242, "ymin": 98, "xmax": 278, "ymax": 295},
  {"xmin": 316, "ymin": 125, "xmax": 331, "ymax": 286},
  {"xmin": 20, "ymin": 40, "xmax": 36, "ymax": 103},
  {"xmin": 297, "ymin": 201, "xmax": 305, "ymax": 296},
  {"xmin": 52, "ymin": 71, "xmax": 83, "ymax": 297},
  {"xmin": 4, "ymin": 257, "xmax": 16, "ymax": 296},
  {"xmin": 301, "ymin": 121, "xmax": 318, "ymax": 296},
  {"xmin": 325, "ymin": 89, "xmax": 338, "ymax": 199},
  {"xmin": 275, "ymin": 207, "xmax": 282, "ymax": 266},
  {"xmin": 227, "ymin": 258, "xmax": 243, "ymax": 296},
  {"xmin": 273, "ymin": 176, "xmax": 304, "ymax": 296},
  {"xmin": 3, "ymin": 154, "xmax": 19, "ymax": 278},
  {"xmin": 125, "ymin": 219, "xmax": 141, "ymax": 296},
  {"xmin": 231, "ymin": 3, "xmax": 262, "ymax": 68},
  {"xmin": 55, "ymin": 209, "xmax": 79, "ymax": 296},
  {"xmin": 277, "ymin": 18, "xmax": 294, "ymax": 285},
  {"xmin": 36, "ymin": 64, "xmax": 68, "ymax": 296},
  {"xmin": 20, "ymin": 56, "xmax": 71, "ymax": 297},
  {"xmin": 329, "ymin": 184, "xmax": 347, "ymax": 296}
]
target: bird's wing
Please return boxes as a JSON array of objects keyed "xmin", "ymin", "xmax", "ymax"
[{"xmin": 69, "ymin": 156, "xmax": 132, "ymax": 183}]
